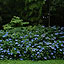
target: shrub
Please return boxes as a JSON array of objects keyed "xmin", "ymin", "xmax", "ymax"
[
  {"xmin": 3, "ymin": 16, "xmax": 29, "ymax": 30},
  {"xmin": 0, "ymin": 25, "xmax": 64, "ymax": 60}
]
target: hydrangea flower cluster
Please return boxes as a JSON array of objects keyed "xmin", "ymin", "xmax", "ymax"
[{"xmin": 0, "ymin": 26, "xmax": 64, "ymax": 60}]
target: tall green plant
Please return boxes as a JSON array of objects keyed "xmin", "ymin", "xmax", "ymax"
[{"xmin": 3, "ymin": 16, "xmax": 29, "ymax": 30}]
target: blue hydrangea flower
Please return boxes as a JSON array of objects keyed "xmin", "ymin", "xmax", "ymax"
[
  {"xmin": 45, "ymin": 37, "xmax": 50, "ymax": 39},
  {"xmin": 11, "ymin": 53, "xmax": 13, "ymax": 55},
  {"xmin": 8, "ymin": 53, "xmax": 10, "ymax": 55},
  {"xmin": 1, "ymin": 55, "xmax": 4, "ymax": 58},
  {"xmin": 34, "ymin": 44, "xmax": 38, "ymax": 46},
  {"xmin": 50, "ymin": 53, "xmax": 54, "ymax": 55},
  {"xmin": 26, "ymin": 45, "xmax": 29, "ymax": 48},
  {"xmin": 53, "ymin": 51, "xmax": 56, "ymax": 53},
  {"xmin": 9, "ymin": 38, "xmax": 12, "ymax": 40},
  {"xmin": 39, "ymin": 49, "xmax": 42, "ymax": 52},
  {"xmin": 6, "ymin": 39, "xmax": 9, "ymax": 41},
  {"xmin": 2, "ymin": 33, "xmax": 8, "ymax": 37},
  {"xmin": 32, "ymin": 49, "xmax": 35, "ymax": 51},
  {"xmin": 35, "ymin": 49, "xmax": 39, "ymax": 51},
  {"xmin": 34, "ymin": 37, "xmax": 38, "ymax": 40},
  {"xmin": 15, "ymin": 39, "xmax": 18, "ymax": 41},
  {"xmin": 37, "ymin": 52, "xmax": 40, "ymax": 54},
  {"xmin": 24, "ymin": 51, "xmax": 27, "ymax": 53},
  {"xmin": 0, "ymin": 40, "xmax": 2, "ymax": 42},
  {"xmin": 31, "ymin": 39, "xmax": 34, "ymax": 42},
  {"xmin": 0, "ymin": 48, "xmax": 3, "ymax": 50},
  {"xmin": 20, "ymin": 58, "xmax": 23, "ymax": 60},
  {"xmin": 17, "ymin": 51, "xmax": 20, "ymax": 53},
  {"xmin": 34, "ymin": 35, "xmax": 39, "ymax": 37},
  {"xmin": 19, "ymin": 54, "xmax": 22, "ymax": 57},
  {"xmin": 15, "ymin": 42, "xmax": 18, "ymax": 45},
  {"xmin": 29, "ymin": 44, "xmax": 31, "ymax": 46},
  {"xmin": 41, "ymin": 34, "xmax": 46, "ymax": 37},
  {"xmin": 14, "ymin": 48, "xmax": 16, "ymax": 50},
  {"xmin": 32, "ymin": 46, "xmax": 34, "ymax": 48},
  {"xmin": 53, "ymin": 56, "xmax": 56, "ymax": 59},
  {"xmin": 3, "ymin": 50, "xmax": 6, "ymax": 52},
  {"xmin": 20, "ymin": 36, "xmax": 23, "ymax": 38},
  {"xmin": 37, "ymin": 46, "xmax": 41, "ymax": 48},
  {"xmin": 55, "ymin": 33, "xmax": 59, "ymax": 35},
  {"xmin": 61, "ymin": 44, "xmax": 63, "ymax": 47},
  {"xmin": 44, "ymin": 57, "xmax": 47, "ymax": 60},
  {"xmin": 18, "ymin": 44, "xmax": 20, "ymax": 46},
  {"xmin": 59, "ymin": 49, "xmax": 62, "ymax": 51},
  {"xmin": 37, "ymin": 56, "xmax": 40, "ymax": 58},
  {"xmin": 41, "ymin": 47, "xmax": 44, "ymax": 50},
  {"xmin": 63, "ymin": 52, "xmax": 64, "ymax": 55}
]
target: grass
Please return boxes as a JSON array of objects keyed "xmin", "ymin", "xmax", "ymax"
[{"xmin": 0, "ymin": 60, "xmax": 64, "ymax": 64}]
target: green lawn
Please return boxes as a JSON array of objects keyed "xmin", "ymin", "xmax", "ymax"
[{"xmin": 0, "ymin": 60, "xmax": 64, "ymax": 64}]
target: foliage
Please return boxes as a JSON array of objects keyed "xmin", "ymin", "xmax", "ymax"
[
  {"xmin": 0, "ymin": 60, "xmax": 64, "ymax": 64},
  {"xmin": 0, "ymin": 25, "xmax": 64, "ymax": 60},
  {"xmin": 0, "ymin": 0, "xmax": 46, "ymax": 25},
  {"xmin": 0, "ymin": 0, "xmax": 64, "ymax": 27},
  {"xmin": 3, "ymin": 16, "xmax": 29, "ymax": 30}
]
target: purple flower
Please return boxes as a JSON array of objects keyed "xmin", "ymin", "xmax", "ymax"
[
  {"xmin": 29, "ymin": 44, "xmax": 31, "ymax": 46},
  {"xmin": 36, "ymin": 49, "xmax": 39, "ymax": 51},
  {"xmin": 34, "ymin": 34, "xmax": 39, "ymax": 37},
  {"xmin": 3, "ymin": 50, "xmax": 6, "ymax": 52},
  {"xmin": 1, "ymin": 55, "xmax": 4, "ymax": 58},
  {"xmin": 20, "ymin": 58, "xmax": 23, "ymax": 60},
  {"xmin": 59, "ymin": 41, "xmax": 62, "ymax": 43},
  {"xmin": 51, "ymin": 53, "xmax": 54, "ymax": 55},
  {"xmin": 61, "ymin": 27, "xmax": 64, "ymax": 30},
  {"xmin": 37, "ymin": 56, "xmax": 40, "ymax": 58},
  {"xmin": 8, "ymin": 53, "xmax": 10, "ymax": 55},
  {"xmin": 34, "ymin": 37, "xmax": 38, "ymax": 40},
  {"xmin": 11, "ymin": 53, "xmax": 13, "ymax": 55},
  {"xmin": 41, "ymin": 34, "xmax": 46, "ymax": 37},
  {"xmin": 24, "ymin": 51, "xmax": 27, "ymax": 53},
  {"xmin": 0, "ymin": 40, "xmax": 2, "ymax": 42},
  {"xmin": 20, "ymin": 36, "xmax": 23, "ymax": 38},
  {"xmin": 61, "ymin": 44, "xmax": 63, "ymax": 47},
  {"xmin": 15, "ymin": 42, "xmax": 18, "ymax": 44},
  {"xmin": 37, "ymin": 52, "xmax": 40, "ymax": 54},
  {"xmin": 55, "ymin": 33, "xmax": 59, "ymax": 35},
  {"xmin": 53, "ymin": 51, "xmax": 56, "ymax": 53},
  {"xmin": 15, "ymin": 39, "xmax": 18, "ymax": 41},
  {"xmin": 37, "ymin": 46, "xmax": 41, "ymax": 48},
  {"xmin": 53, "ymin": 56, "xmax": 56, "ymax": 59},
  {"xmin": 54, "ymin": 41, "xmax": 57, "ymax": 43},
  {"xmin": 41, "ymin": 47, "xmax": 44, "ymax": 50},
  {"xmin": 9, "ymin": 38, "xmax": 12, "ymax": 40},
  {"xmin": 2, "ymin": 33, "xmax": 8, "ymax": 37},
  {"xmin": 45, "ymin": 37, "xmax": 50, "ymax": 39},
  {"xmin": 32, "ymin": 46, "xmax": 34, "ymax": 48},
  {"xmin": 17, "ymin": 51, "xmax": 20, "ymax": 53},
  {"xmin": 44, "ymin": 57, "xmax": 47, "ymax": 60},
  {"xmin": 34, "ymin": 44, "xmax": 38, "ymax": 46},
  {"xmin": 31, "ymin": 39, "xmax": 34, "ymax": 42},
  {"xmin": 26, "ymin": 45, "xmax": 29, "ymax": 48},
  {"xmin": 6, "ymin": 39, "xmax": 9, "ymax": 41},
  {"xmin": 63, "ymin": 52, "xmax": 64, "ymax": 55},
  {"xmin": 39, "ymin": 49, "xmax": 42, "ymax": 52},
  {"xmin": 32, "ymin": 49, "xmax": 35, "ymax": 51},
  {"xmin": 0, "ymin": 48, "xmax": 3, "ymax": 50},
  {"xmin": 19, "ymin": 54, "xmax": 22, "ymax": 57},
  {"xmin": 59, "ymin": 49, "xmax": 62, "ymax": 51},
  {"xmin": 14, "ymin": 48, "xmax": 16, "ymax": 50}
]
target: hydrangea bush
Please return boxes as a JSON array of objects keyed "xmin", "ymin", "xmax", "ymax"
[{"xmin": 0, "ymin": 25, "xmax": 64, "ymax": 61}]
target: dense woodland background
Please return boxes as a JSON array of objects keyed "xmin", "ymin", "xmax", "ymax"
[{"xmin": 0, "ymin": 0, "xmax": 64, "ymax": 29}]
